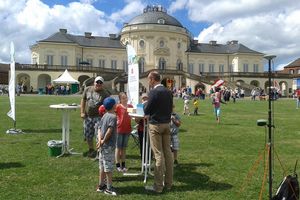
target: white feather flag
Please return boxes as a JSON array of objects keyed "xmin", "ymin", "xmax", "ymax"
[{"xmin": 7, "ymin": 42, "xmax": 16, "ymax": 121}]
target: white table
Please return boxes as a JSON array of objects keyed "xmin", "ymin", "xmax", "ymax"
[
  {"xmin": 49, "ymin": 104, "xmax": 81, "ymax": 157},
  {"xmin": 125, "ymin": 113, "xmax": 152, "ymax": 183}
]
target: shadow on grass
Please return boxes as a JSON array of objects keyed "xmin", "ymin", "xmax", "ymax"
[
  {"xmin": 117, "ymin": 162, "xmax": 232, "ymax": 195},
  {"xmin": 221, "ymin": 123, "xmax": 240, "ymax": 126},
  {"xmin": 22, "ymin": 128, "xmax": 61, "ymax": 134},
  {"xmin": 0, "ymin": 162, "xmax": 25, "ymax": 170},
  {"xmin": 179, "ymin": 128, "xmax": 187, "ymax": 133},
  {"xmin": 126, "ymin": 154, "xmax": 141, "ymax": 160},
  {"xmin": 174, "ymin": 162, "xmax": 233, "ymax": 192},
  {"xmin": 190, "ymin": 113, "xmax": 206, "ymax": 116}
]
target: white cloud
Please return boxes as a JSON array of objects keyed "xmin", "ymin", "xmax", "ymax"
[
  {"xmin": 110, "ymin": 0, "xmax": 145, "ymax": 23},
  {"xmin": 0, "ymin": 0, "xmax": 119, "ymax": 64},
  {"xmin": 168, "ymin": 0, "xmax": 187, "ymax": 14},
  {"xmin": 80, "ymin": 0, "xmax": 98, "ymax": 4},
  {"xmin": 180, "ymin": 0, "xmax": 300, "ymax": 70}
]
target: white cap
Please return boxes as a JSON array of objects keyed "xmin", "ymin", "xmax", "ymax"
[{"xmin": 94, "ymin": 76, "xmax": 104, "ymax": 83}]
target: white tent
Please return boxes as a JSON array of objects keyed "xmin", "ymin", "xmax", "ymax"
[{"xmin": 52, "ymin": 69, "xmax": 79, "ymax": 84}]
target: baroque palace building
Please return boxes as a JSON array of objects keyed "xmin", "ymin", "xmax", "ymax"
[{"xmin": 11, "ymin": 5, "xmax": 292, "ymax": 95}]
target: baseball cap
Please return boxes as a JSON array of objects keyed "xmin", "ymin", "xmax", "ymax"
[
  {"xmin": 94, "ymin": 76, "xmax": 104, "ymax": 84},
  {"xmin": 103, "ymin": 97, "xmax": 116, "ymax": 111},
  {"xmin": 98, "ymin": 105, "xmax": 106, "ymax": 116}
]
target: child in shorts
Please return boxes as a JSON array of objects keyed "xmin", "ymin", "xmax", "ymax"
[
  {"xmin": 183, "ymin": 98, "xmax": 190, "ymax": 115},
  {"xmin": 193, "ymin": 98, "xmax": 199, "ymax": 115},
  {"xmin": 115, "ymin": 92, "xmax": 133, "ymax": 172},
  {"xmin": 212, "ymin": 87, "xmax": 226, "ymax": 124},
  {"xmin": 96, "ymin": 97, "xmax": 117, "ymax": 196},
  {"xmin": 170, "ymin": 105, "xmax": 181, "ymax": 166}
]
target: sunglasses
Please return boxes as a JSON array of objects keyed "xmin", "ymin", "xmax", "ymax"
[{"xmin": 96, "ymin": 81, "xmax": 103, "ymax": 84}]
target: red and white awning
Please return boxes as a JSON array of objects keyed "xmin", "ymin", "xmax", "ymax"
[{"xmin": 212, "ymin": 79, "xmax": 225, "ymax": 88}]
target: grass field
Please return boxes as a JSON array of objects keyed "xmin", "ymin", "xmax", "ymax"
[{"xmin": 0, "ymin": 95, "xmax": 299, "ymax": 200}]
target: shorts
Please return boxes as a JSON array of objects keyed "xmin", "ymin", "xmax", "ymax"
[
  {"xmin": 214, "ymin": 107, "xmax": 221, "ymax": 117},
  {"xmin": 99, "ymin": 146, "xmax": 115, "ymax": 172},
  {"xmin": 171, "ymin": 134, "xmax": 179, "ymax": 150},
  {"xmin": 83, "ymin": 116, "xmax": 100, "ymax": 141},
  {"xmin": 116, "ymin": 133, "xmax": 129, "ymax": 148}
]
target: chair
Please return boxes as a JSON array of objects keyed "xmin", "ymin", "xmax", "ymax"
[{"xmin": 130, "ymin": 126, "xmax": 140, "ymax": 149}]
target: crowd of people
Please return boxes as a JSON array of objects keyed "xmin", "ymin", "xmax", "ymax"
[
  {"xmin": 45, "ymin": 84, "xmax": 72, "ymax": 95},
  {"xmin": 79, "ymin": 72, "xmax": 184, "ymax": 196},
  {"xmin": 78, "ymin": 72, "xmax": 300, "ymax": 196}
]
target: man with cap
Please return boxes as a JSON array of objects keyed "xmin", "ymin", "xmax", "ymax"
[{"xmin": 81, "ymin": 76, "xmax": 110, "ymax": 158}]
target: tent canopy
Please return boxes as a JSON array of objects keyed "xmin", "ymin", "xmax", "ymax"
[{"xmin": 52, "ymin": 69, "xmax": 79, "ymax": 84}]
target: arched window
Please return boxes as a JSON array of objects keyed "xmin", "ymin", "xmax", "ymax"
[
  {"xmin": 159, "ymin": 58, "xmax": 166, "ymax": 70},
  {"xmin": 159, "ymin": 40, "xmax": 164, "ymax": 48},
  {"xmin": 139, "ymin": 40, "xmax": 145, "ymax": 48},
  {"xmin": 158, "ymin": 18, "xmax": 165, "ymax": 24},
  {"xmin": 138, "ymin": 57, "xmax": 145, "ymax": 73},
  {"xmin": 176, "ymin": 59, "xmax": 183, "ymax": 70}
]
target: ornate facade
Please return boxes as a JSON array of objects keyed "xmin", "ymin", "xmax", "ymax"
[{"xmin": 18, "ymin": 5, "xmax": 292, "ymax": 95}]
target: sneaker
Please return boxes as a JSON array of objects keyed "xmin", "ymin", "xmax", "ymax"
[
  {"xmin": 88, "ymin": 150, "xmax": 97, "ymax": 158},
  {"xmin": 174, "ymin": 160, "xmax": 179, "ymax": 166},
  {"xmin": 93, "ymin": 152, "xmax": 99, "ymax": 161},
  {"xmin": 104, "ymin": 187, "xmax": 117, "ymax": 196},
  {"xmin": 117, "ymin": 167, "xmax": 123, "ymax": 172},
  {"xmin": 96, "ymin": 184, "xmax": 106, "ymax": 192},
  {"xmin": 122, "ymin": 167, "xmax": 128, "ymax": 172},
  {"xmin": 82, "ymin": 151, "xmax": 89, "ymax": 157},
  {"xmin": 145, "ymin": 185, "xmax": 162, "ymax": 193}
]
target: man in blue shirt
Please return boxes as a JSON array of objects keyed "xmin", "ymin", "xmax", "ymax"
[{"xmin": 144, "ymin": 71, "xmax": 173, "ymax": 193}]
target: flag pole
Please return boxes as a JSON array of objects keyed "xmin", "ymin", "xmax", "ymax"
[{"xmin": 6, "ymin": 42, "xmax": 23, "ymax": 134}]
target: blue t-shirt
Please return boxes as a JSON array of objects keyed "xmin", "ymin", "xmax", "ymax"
[{"xmin": 98, "ymin": 112, "xmax": 117, "ymax": 148}]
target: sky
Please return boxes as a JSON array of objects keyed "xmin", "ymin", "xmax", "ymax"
[{"xmin": 1, "ymin": 0, "xmax": 300, "ymax": 71}]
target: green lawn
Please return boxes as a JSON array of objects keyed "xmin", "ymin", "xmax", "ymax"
[{"xmin": 0, "ymin": 95, "xmax": 299, "ymax": 200}]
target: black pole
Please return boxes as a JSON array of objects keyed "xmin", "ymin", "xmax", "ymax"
[
  {"xmin": 268, "ymin": 58, "xmax": 272, "ymax": 200},
  {"xmin": 264, "ymin": 54, "xmax": 276, "ymax": 200}
]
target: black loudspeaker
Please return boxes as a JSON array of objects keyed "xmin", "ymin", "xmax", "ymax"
[{"xmin": 257, "ymin": 119, "xmax": 267, "ymax": 126}]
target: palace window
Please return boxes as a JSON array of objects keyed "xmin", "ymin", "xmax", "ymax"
[
  {"xmin": 253, "ymin": 64, "xmax": 259, "ymax": 72},
  {"xmin": 159, "ymin": 57, "xmax": 166, "ymax": 70},
  {"xmin": 243, "ymin": 64, "xmax": 248, "ymax": 72},
  {"xmin": 157, "ymin": 18, "xmax": 165, "ymax": 24},
  {"xmin": 138, "ymin": 57, "xmax": 145, "ymax": 73},
  {"xmin": 46, "ymin": 55, "xmax": 53, "ymax": 65},
  {"xmin": 188, "ymin": 63, "xmax": 194, "ymax": 74},
  {"xmin": 219, "ymin": 64, "xmax": 224, "ymax": 73},
  {"xmin": 99, "ymin": 59, "xmax": 105, "ymax": 68},
  {"xmin": 123, "ymin": 60, "xmax": 128, "ymax": 72},
  {"xmin": 139, "ymin": 40, "xmax": 145, "ymax": 48},
  {"xmin": 87, "ymin": 59, "xmax": 93, "ymax": 67},
  {"xmin": 177, "ymin": 59, "xmax": 183, "ymax": 70},
  {"xmin": 159, "ymin": 40, "xmax": 164, "ymax": 48},
  {"xmin": 111, "ymin": 60, "xmax": 117, "ymax": 69},
  {"xmin": 76, "ymin": 58, "xmax": 81, "ymax": 67},
  {"xmin": 209, "ymin": 64, "xmax": 215, "ymax": 72},
  {"xmin": 199, "ymin": 63, "xmax": 205, "ymax": 74},
  {"xmin": 61, "ymin": 55, "xmax": 67, "ymax": 66},
  {"xmin": 32, "ymin": 57, "xmax": 37, "ymax": 65},
  {"xmin": 229, "ymin": 64, "xmax": 233, "ymax": 72}
]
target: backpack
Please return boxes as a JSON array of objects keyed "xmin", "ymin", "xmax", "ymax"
[{"xmin": 272, "ymin": 161, "xmax": 299, "ymax": 200}]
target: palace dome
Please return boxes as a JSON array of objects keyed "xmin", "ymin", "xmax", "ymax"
[{"xmin": 127, "ymin": 5, "xmax": 183, "ymax": 28}]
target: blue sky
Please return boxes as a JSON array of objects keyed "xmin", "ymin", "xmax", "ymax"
[{"xmin": 1, "ymin": 0, "xmax": 300, "ymax": 70}]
